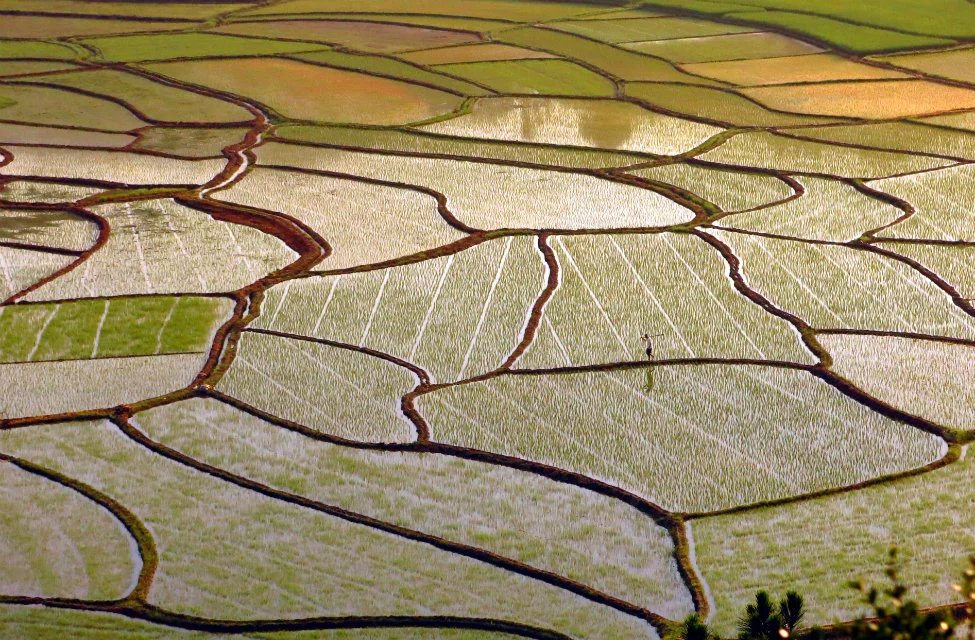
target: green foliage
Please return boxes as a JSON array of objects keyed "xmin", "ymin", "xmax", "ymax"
[
  {"xmin": 842, "ymin": 549, "xmax": 957, "ymax": 640},
  {"xmin": 724, "ymin": 551, "xmax": 975, "ymax": 640},
  {"xmin": 666, "ymin": 614, "xmax": 719, "ymax": 640},
  {"xmin": 957, "ymin": 557, "xmax": 975, "ymax": 640},
  {"xmin": 737, "ymin": 590, "xmax": 805, "ymax": 640},
  {"xmin": 662, "ymin": 593, "xmax": 804, "ymax": 640},
  {"xmin": 780, "ymin": 592, "xmax": 806, "ymax": 634},
  {"xmin": 687, "ymin": 552, "xmax": 975, "ymax": 640}
]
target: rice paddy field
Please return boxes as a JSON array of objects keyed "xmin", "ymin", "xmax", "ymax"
[{"xmin": 0, "ymin": 1, "xmax": 973, "ymax": 639}]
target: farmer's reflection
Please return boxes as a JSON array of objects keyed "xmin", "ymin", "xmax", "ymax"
[{"xmin": 644, "ymin": 367, "xmax": 655, "ymax": 393}]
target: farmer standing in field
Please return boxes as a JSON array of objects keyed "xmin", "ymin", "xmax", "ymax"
[
  {"xmin": 641, "ymin": 333, "xmax": 662, "ymax": 360},
  {"xmin": 642, "ymin": 333, "xmax": 662, "ymax": 393}
]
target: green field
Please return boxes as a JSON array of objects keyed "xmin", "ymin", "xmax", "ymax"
[
  {"xmin": 82, "ymin": 32, "xmax": 328, "ymax": 62},
  {"xmin": 643, "ymin": 0, "xmax": 975, "ymax": 51},
  {"xmin": 0, "ymin": 296, "xmax": 230, "ymax": 363}
]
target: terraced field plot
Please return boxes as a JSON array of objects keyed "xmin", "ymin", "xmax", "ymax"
[
  {"xmin": 0, "ymin": 123, "xmax": 136, "ymax": 149},
  {"xmin": 418, "ymin": 365, "xmax": 943, "ymax": 512},
  {"xmin": 876, "ymin": 47, "xmax": 975, "ymax": 85},
  {"xmin": 625, "ymin": 82, "xmax": 846, "ymax": 127},
  {"xmin": 550, "ymin": 16, "xmax": 755, "ymax": 42},
  {"xmin": 681, "ymin": 53, "xmax": 909, "ymax": 86},
  {"xmin": 742, "ymin": 80, "xmax": 975, "ymax": 120},
  {"xmin": 1, "ymin": 1, "xmax": 974, "ymax": 639},
  {"xmin": 0, "ymin": 15, "xmax": 188, "ymax": 39},
  {"xmin": 623, "ymin": 32, "xmax": 823, "ymax": 63},
  {"xmin": 787, "ymin": 121, "xmax": 975, "ymax": 159},
  {"xmin": 146, "ymin": 57, "xmax": 465, "ymax": 125},
  {"xmin": 433, "ymin": 59, "xmax": 617, "ymax": 97},
  {"xmin": 420, "ymin": 97, "xmax": 722, "ymax": 155},
  {"xmin": 212, "ymin": 19, "xmax": 482, "ymax": 53},
  {"xmin": 714, "ymin": 177, "xmax": 901, "ymax": 241},
  {"xmin": 0, "ymin": 84, "xmax": 147, "ymax": 131},
  {"xmin": 401, "ymin": 43, "xmax": 556, "ymax": 65},
  {"xmin": 33, "ymin": 69, "xmax": 255, "ymax": 125},
  {"xmin": 0, "ymin": 147, "xmax": 226, "ymax": 185},
  {"xmin": 256, "ymin": 143, "xmax": 694, "ymax": 230},
  {"xmin": 0, "ymin": 296, "xmax": 231, "ymax": 417},
  {"xmin": 0, "ymin": 208, "xmax": 96, "ymax": 251}
]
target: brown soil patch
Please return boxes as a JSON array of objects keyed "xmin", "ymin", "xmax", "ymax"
[
  {"xmin": 683, "ymin": 53, "xmax": 909, "ymax": 86},
  {"xmin": 743, "ymin": 79, "xmax": 975, "ymax": 119},
  {"xmin": 145, "ymin": 58, "xmax": 464, "ymax": 125}
]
